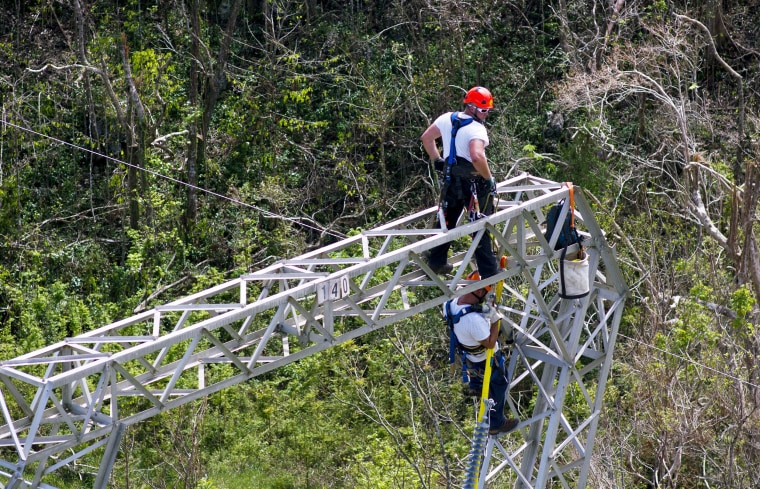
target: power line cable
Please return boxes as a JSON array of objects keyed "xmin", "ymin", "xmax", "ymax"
[
  {"xmin": 618, "ymin": 332, "xmax": 760, "ymax": 390},
  {"xmin": 1, "ymin": 119, "xmax": 347, "ymax": 241}
]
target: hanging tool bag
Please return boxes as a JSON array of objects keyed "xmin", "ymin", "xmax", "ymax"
[
  {"xmin": 559, "ymin": 246, "xmax": 589, "ymax": 299},
  {"xmin": 545, "ymin": 185, "xmax": 590, "ymax": 299}
]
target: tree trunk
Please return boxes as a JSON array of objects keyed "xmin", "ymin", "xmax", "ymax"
[
  {"xmin": 553, "ymin": 0, "xmax": 573, "ymax": 69},
  {"xmin": 597, "ymin": 0, "xmax": 626, "ymax": 70},
  {"xmin": 120, "ymin": 33, "xmax": 149, "ymax": 229},
  {"xmin": 128, "ymin": 148, "xmax": 139, "ymax": 229},
  {"xmin": 185, "ymin": 0, "xmax": 201, "ymax": 225},
  {"xmin": 184, "ymin": 0, "xmax": 244, "ymax": 228},
  {"xmin": 739, "ymin": 161, "xmax": 760, "ymax": 300},
  {"xmin": 676, "ymin": 13, "xmax": 745, "ymax": 181}
]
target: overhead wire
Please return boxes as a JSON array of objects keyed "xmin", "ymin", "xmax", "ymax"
[
  {"xmin": 10, "ymin": 123, "xmax": 758, "ymax": 394},
  {"xmin": 16, "ymin": 74, "xmax": 758, "ymax": 395},
  {"xmin": 617, "ymin": 332, "xmax": 760, "ymax": 391},
  {"xmin": 1, "ymin": 119, "xmax": 347, "ymax": 241}
]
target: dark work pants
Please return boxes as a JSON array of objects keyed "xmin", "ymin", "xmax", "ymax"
[
  {"xmin": 466, "ymin": 352, "xmax": 509, "ymax": 429},
  {"xmin": 429, "ymin": 175, "xmax": 498, "ymax": 278}
]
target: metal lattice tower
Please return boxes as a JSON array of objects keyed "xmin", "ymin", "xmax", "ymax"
[{"xmin": 0, "ymin": 173, "xmax": 626, "ymax": 488}]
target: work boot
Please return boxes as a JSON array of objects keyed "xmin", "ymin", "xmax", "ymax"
[
  {"xmin": 429, "ymin": 262, "xmax": 453, "ymax": 275},
  {"xmin": 488, "ymin": 418, "xmax": 519, "ymax": 435}
]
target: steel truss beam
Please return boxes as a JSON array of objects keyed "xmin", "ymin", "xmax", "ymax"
[{"xmin": 0, "ymin": 173, "xmax": 626, "ymax": 488}]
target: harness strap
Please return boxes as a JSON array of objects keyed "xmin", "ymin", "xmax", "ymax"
[
  {"xmin": 467, "ymin": 180, "xmax": 484, "ymax": 223},
  {"xmin": 447, "ymin": 112, "xmax": 475, "ymax": 166},
  {"xmin": 445, "ymin": 300, "xmax": 487, "ymax": 382},
  {"xmin": 438, "ymin": 114, "xmax": 477, "ymax": 224},
  {"xmin": 439, "ymin": 114, "xmax": 474, "ymax": 219},
  {"xmin": 449, "ymin": 326, "xmax": 469, "ymax": 382}
]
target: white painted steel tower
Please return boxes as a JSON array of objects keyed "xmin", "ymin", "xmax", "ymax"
[{"xmin": 0, "ymin": 174, "xmax": 627, "ymax": 488}]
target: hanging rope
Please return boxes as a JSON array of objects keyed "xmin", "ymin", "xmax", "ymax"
[{"xmin": 462, "ymin": 255, "xmax": 508, "ymax": 489}]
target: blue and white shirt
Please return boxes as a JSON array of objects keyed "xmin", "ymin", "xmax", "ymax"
[
  {"xmin": 433, "ymin": 111, "xmax": 489, "ymax": 163},
  {"xmin": 444, "ymin": 299, "xmax": 499, "ymax": 363}
]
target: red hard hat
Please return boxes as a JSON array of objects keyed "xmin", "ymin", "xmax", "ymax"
[
  {"xmin": 466, "ymin": 271, "xmax": 492, "ymax": 292},
  {"xmin": 463, "ymin": 86, "xmax": 494, "ymax": 109}
]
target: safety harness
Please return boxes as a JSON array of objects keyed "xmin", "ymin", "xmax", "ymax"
[
  {"xmin": 447, "ymin": 112, "xmax": 474, "ymax": 167},
  {"xmin": 445, "ymin": 300, "xmax": 487, "ymax": 382},
  {"xmin": 438, "ymin": 113, "xmax": 476, "ymax": 228}
]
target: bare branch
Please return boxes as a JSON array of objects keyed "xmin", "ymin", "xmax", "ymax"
[
  {"xmin": 151, "ymin": 130, "xmax": 189, "ymax": 146},
  {"xmin": 26, "ymin": 62, "xmax": 102, "ymax": 76},
  {"xmin": 674, "ymin": 14, "xmax": 741, "ymax": 80}
]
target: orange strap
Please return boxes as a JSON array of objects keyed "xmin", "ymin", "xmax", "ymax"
[
  {"xmin": 565, "ymin": 182, "xmax": 575, "ymax": 228},
  {"xmin": 565, "ymin": 182, "xmax": 585, "ymax": 258}
]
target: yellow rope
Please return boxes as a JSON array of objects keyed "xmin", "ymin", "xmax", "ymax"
[{"xmin": 476, "ymin": 255, "xmax": 507, "ymax": 422}]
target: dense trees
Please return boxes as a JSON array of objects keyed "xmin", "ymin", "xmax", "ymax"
[
  {"xmin": 551, "ymin": 1, "xmax": 760, "ymax": 487},
  {"xmin": 1, "ymin": 0, "xmax": 759, "ymax": 487}
]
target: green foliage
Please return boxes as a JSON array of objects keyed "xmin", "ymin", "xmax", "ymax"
[
  {"xmin": 729, "ymin": 285, "xmax": 756, "ymax": 333},
  {"xmin": 555, "ymin": 132, "xmax": 609, "ymax": 195},
  {"xmin": 0, "ymin": 176, "xmax": 20, "ymax": 233},
  {"xmin": 646, "ymin": 0, "xmax": 669, "ymax": 16},
  {"xmin": 200, "ymin": 348, "xmax": 363, "ymax": 487},
  {"xmin": 4, "ymin": 0, "xmax": 760, "ymax": 487}
]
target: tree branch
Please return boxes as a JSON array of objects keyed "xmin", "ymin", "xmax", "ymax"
[{"xmin": 675, "ymin": 13, "xmax": 745, "ymax": 177}]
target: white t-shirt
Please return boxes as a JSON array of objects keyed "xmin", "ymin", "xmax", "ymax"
[
  {"xmin": 433, "ymin": 111, "xmax": 489, "ymax": 163},
  {"xmin": 445, "ymin": 299, "xmax": 498, "ymax": 363}
]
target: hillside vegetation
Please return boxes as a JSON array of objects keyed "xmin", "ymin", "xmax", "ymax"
[{"xmin": 1, "ymin": 0, "xmax": 760, "ymax": 487}]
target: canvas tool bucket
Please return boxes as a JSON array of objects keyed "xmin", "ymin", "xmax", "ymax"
[{"xmin": 559, "ymin": 247, "xmax": 590, "ymax": 299}]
